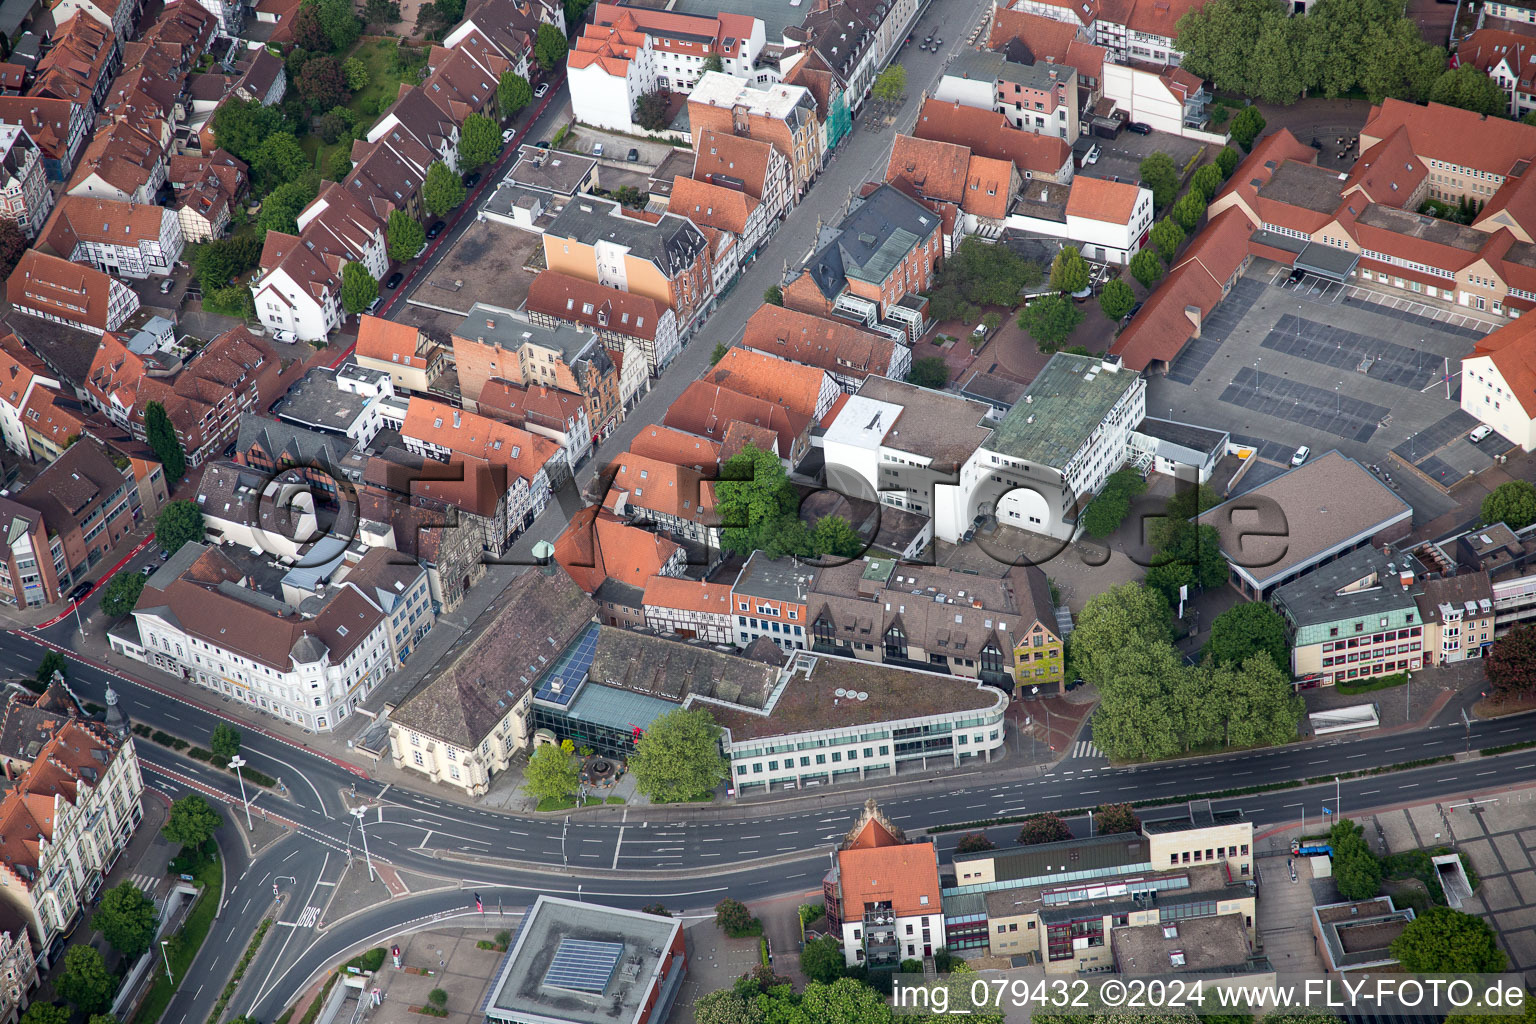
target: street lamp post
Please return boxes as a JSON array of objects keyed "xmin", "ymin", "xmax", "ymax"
[
  {"xmin": 351, "ymin": 804, "xmax": 374, "ymax": 881},
  {"xmin": 72, "ymin": 594, "xmax": 86, "ymax": 636},
  {"xmin": 160, "ymin": 939, "xmax": 173, "ymax": 982},
  {"xmin": 228, "ymin": 755, "xmax": 253, "ymax": 831}
]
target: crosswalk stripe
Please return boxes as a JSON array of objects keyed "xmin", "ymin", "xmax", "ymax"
[{"xmin": 1070, "ymin": 740, "xmax": 1105, "ymax": 759}]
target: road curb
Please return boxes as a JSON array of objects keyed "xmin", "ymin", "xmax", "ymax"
[
  {"xmin": 1253, "ymin": 776, "xmax": 1536, "ymax": 841},
  {"xmin": 427, "ymin": 846, "xmax": 821, "ymax": 881}
]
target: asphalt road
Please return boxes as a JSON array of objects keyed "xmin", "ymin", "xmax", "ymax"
[{"xmin": 5, "ymin": 625, "xmax": 1535, "ymax": 1022}]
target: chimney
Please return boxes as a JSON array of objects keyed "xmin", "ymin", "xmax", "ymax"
[{"xmin": 1400, "ymin": 568, "xmax": 1414, "ymax": 587}]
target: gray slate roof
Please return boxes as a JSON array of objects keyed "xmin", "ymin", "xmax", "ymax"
[
  {"xmin": 804, "ymin": 184, "xmax": 939, "ymax": 300},
  {"xmin": 544, "ymin": 196, "xmax": 708, "ymax": 278}
]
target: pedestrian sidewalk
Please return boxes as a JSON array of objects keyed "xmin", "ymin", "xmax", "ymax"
[{"xmin": 0, "ymin": 524, "xmax": 156, "ymax": 630}]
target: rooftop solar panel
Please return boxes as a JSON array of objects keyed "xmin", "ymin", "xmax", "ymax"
[
  {"xmin": 533, "ymin": 621, "xmax": 601, "ymax": 707},
  {"xmin": 543, "ymin": 938, "xmax": 624, "ymax": 993}
]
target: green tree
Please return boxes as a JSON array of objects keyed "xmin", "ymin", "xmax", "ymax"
[
  {"xmin": 96, "ymin": 882, "xmax": 158, "ymax": 958},
  {"xmin": 1139, "ymin": 152, "xmax": 1180, "ymax": 210},
  {"xmin": 628, "ymin": 707, "xmax": 728, "ymax": 802},
  {"xmin": 1483, "ymin": 479, "xmax": 1536, "ymax": 529},
  {"xmin": 423, "ymin": 160, "xmax": 465, "ymax": 216},
  {"xmin": 212, "ymin": 99, "xmax": 284, "ymax": 165},
  {"xmin": 58, "ymin": 945, "xmax": 113, "ymax": 1014},
  {"xmin": 714, "ymin": 898, "xmax": 753, "ymax": 934},
  {"xmin": 21, "ymin": 1006, "xmax": 67, "ymax": 1024},
  {"xmin": 927, "ymin": 235, "xmax": 1042, "ymax": 318},
  {"xmin": 1175, "ymin": 0, "xmax": 1294, "ymax": 100},
  {"xmin": 872, "ymin": 63, "xmax": 906, "ymax": 103},
  {"xmin": 252, "ymin": 132, "xmax": 310, "ymax": 194},
  {"xmin": 1429, "ymin": 63, "xmax": 1507, "ymax": 115},
  {"xmin": 1092, "ymin": 643, "xmax": 1189, "ymax": 760},
  {"xmin": 1190, "ymin": 162, "xmax": 1224, "ymax": 201},
  {"xmin": 1098, "ymin": 278, "xmax": 1136, "ymax": 320},
  {"xmin": 906, "ymin": 356, "xmax": 949, "ymax": 389},
  {"xmin": 955, "ymin": 832, "xmax": 996, "ymax": 853},
  {"xmin": 1145, "ymin": 518, "xmax": 1227, "ymax": 606},
  {"xmin": 1069, "ymin": 581, "xmax": 1173, "ymax": 690},
  {"xmin": 1094, "ymin": 803, "xmax": 1141, "ymax": 835},
  {"xmin": 315, "ymin": 107, "xmax": 355, "ymax": 146},
  {"xmin": 498, "ymin": 71, "xmax": 532, "ymax": 119},
  {"xmin": 35, "ymin": 651, "xmax": 66, "ymax": 689},
  {"xmin": 799, "ymin": 934, "xmax": 846, "ymax": 984},
  {"xmin": 163, "ymin": 793, "xmax": 222, "ymax": 847},
  {"xmin": 811, "ymin": 515, "xmax": 863, "ymax": 558},
  {"xmin": 1080, "ymin": 468, "xmax": 1147, "ymax": 539},
  {"xmin": 387, "ymin": 209, "xmax": 426, "ymax": 262},
  {"xmin": 99, "ymin": 572, "xmax": 145, "ymax": 617},
  {"xmin": 634, "ymin": 90, "xmax": 670, "ymax": 131},
  {"xmin": 610, "ymin": 185, "xmax": 647, "ymax": 208},
  {"xmin": 693, "ymin": 990, "xmax": 765, "ymax": 1024},
  {"xmin": 458, "ymin": 112, "xmax": 501, "ymax": 170},
  {"xmin": 1328, "ymin": 819, "xmax": 1382, "ymax": 900},
  {"xmin": 327, "ymin": 149, "xmax": 353, "ymax": 181},
  {"xmin": 1016, "ymin": 293, "xmax": 1083, "ymax": 352},
  {"xmin": 1204, "ymin": 602, "xmax": 1288, "ymax": 672},
  {"xmin": 427, "ymin": 989, "xmax": 447, "ymax": 1009},
  {"xmin": 258, "ymin": 179, "xmax": 317, "ymax": 236},
  {"xmin": 535, "ymin": 23, "xmax": 567, "ymax": 71},
  {"xmin": 156, "ymin": 500, "xmax": 206, "ymax": 555},
  {"xmin": 1150, "ymin": 217, "xmax": 1185, "ymax": 264},
  {"xmin": 314, "ymin": 0, "xmax": 360, "ymax": 50},
  {"xmin": 210, "ymin": 722, "xmax": 241, "ymax": 766},
  {"xmin": 363, "ymin": 0, "xmax": 400, "ymax": 23},
  {"xmin": 703, "ymin": 54, "xmax": 723, "ymax": 73},
  {"xmin": 763, "ymin": 285, "xmax": 783, "ymax": 306},
  {"xmin": 710, "ymin": 342, "xmax": 729, "ymax": 364},
  {"xmin": 1391, "ymin": 906, "xmax": 1506, "ymax": 972},
  {"xmin": 145, "ymin": 402, "xmax": 187, "ymax": 482},
  {"xmin": 341, "ymin": 262, "xmax": 379, "ymax": 315},
  {"xmin": 343, "ymin": 56, "xmax": 369, "ymax": 91},
  {"xmin": 1486, "ymin": 623, "xmax": 1536, "ymax": 701},
  {"xmin": 714, "ymin": 445, "xmax": 799, "ymax": 556},
  {"xmin": 1129, "ymin": 249, "xmax": 1163, "ymax": 288},
  {"xmin": 1230, "ymin": 105, "xmax": 1266, "ymax": 150},
  {"xmin": 87, "ymin": 1014, "xmax": 119, "ymax": 1024},
  {"xmin": 523, "ymin": 744, "xmax": 581, "ymax": 804},
  {"xmin": 1050, "ymin": 245, "xmax": 1090, "ymax": 294},
  {"xmin": 799, "ymin": 978, "xmax": 893, "ymax": 1024},
  {"xmin": 1017, "ymin": 812, "xmax": 1072, "ymax": 845},
  {"xmin": 1172, "ymin": 191, "xmax": 1206, "ymax": 232},
  {"xmin": 1216, "ymin": 146, "xmax": 1241, "ymax": 178}
]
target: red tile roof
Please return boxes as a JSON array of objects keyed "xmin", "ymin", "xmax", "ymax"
[
  {"xmin": 703, "ymin": 347, "xmax": 829, "ymax": 421},
  {"xmin": 664, "ymin": 379, "xmax": 810, "ymax": 456},
  {"xmin": 601, "ymin": 450, "xmax": 713, "ymax": 523},
  {"xmin": 738, "ymin": 304, "xmax": 902, "ymax": 381},
  {"xmin": 837, "ymin": 838, "xmax": 941, "ymax": 918},
  {"xmin": 525, "ymin": 270, "xmax": 666, "ymax": 342},
  {"xmin": 1468, "ymin": 313, "xmax": 1536, "ymax": 417},
  {"xmin": 913, "ymin": 99, "xmax": 1071, "ymax": 177},
  {"xmin": 988, "ymin": 5, "xmax": 1079, "ymax": 55},
  {"xmin": 693, "ymin": 129, "xmax": 776, "ymax": 201},
  {"xmin": 6, "ymin": 249, "xmax": 126, "ymax": 331},
  {"xmin": 1066, "ymin": 175, "xmax": 1141, "ymax": 224},
  {"xmin": 356, "ymin": 315, "xmax": 432, "ymax": 370},
  {"xmin": 1361, "ymin": 98, "xmax": 1536, "ymax": 178},
  {"xmin": 669, "ymin": 175, "xmax": 759, "ymax": 235},
  {"xmin": 402, "ymin": 397, "xmax": 562, "ymax": 486},
  {"xmin": 629, "ymin": 425, "xmax": 721, "ymax": 471},
  {"xmin": 1111, "ymin": 206, "xmax": 1255, "ymax": 371},
  {"xmin": 554, "ymin": 504, "xmax": 681, "ymax": 593},
  {"xmin": 641, "ymin": 574, "xmax": 732, "ymax": 616}
]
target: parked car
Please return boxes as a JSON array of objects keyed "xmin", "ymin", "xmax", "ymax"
[
  {"xmin": 535, "ymin": 140, "xmax": 550, "ymax": 149},
  {"xmin": 385, "ymin": 271, "xmax": 404, "ymax": 289},
  {"xmin": 502, "ymin": 128, "xmax": 516, "ymax": 144},
  {"xmin": 69, "ymin": 581, "xmax": 93, "ymax": 602},
  {"xmin": 365, "ymin": 296, "xmax": 382, "ymax": 315},
  {"xmin": 463, "ymin": 171, "xmax": 481, "ymax": 188},
  {"xmin": 1122, "ymin": 300, "xmax": 1143, "ymax": 322},
  {"xmin": 159, "ymin": 278, "xmax": 174, "ymax": 294},
  {"xmin": 427, "ymin": 220, "xmax": 447, "ymax": 239},
  {"xmin": 534, "ymin": 82, "xmax": 549, "ymax": 98},
  {"xmin": 627, "ymin": 148, "xmax": 640, "ymax": 162},
  {"xmin": 1291, "ymin": 445, "xmax": 1310, "ymax": 466},
  {"xmin": 139, "ymin": 565, "xmax": 157, "ymax": 577},
  {"xmin": 1126, "ymin": 121, "xmax": 1153, "ymax": 134},
  {"xmin": 592, "ymin": 142, "xmax": 604, "ymax": 158},
  {"xmin": 159, "ymin": 549, "xmax": 171, "ymax": 560},
  {"xmin": 273, "ymin": 328, "xmax": 297, "ymax": 343},
  {"xmin": 1470, "ymin": 423, "xmax": 1494, "ymax": 443},
  {"xmin": 1288, "ymin": 267, "xmax": 1306, "ymax": 283}
]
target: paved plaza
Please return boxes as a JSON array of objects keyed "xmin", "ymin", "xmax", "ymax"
[{"xmin": 1147, "ymin": 263, "xmax": 1509, "ymax": 523}]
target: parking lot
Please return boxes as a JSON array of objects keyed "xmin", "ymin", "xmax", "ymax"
[
  {"xmin": 1080, "ymin": 127, "xmax": 1208, "ymax": 188},
  {"xmin": 1146, "ymin": 260, "xmax": 1503, "ymax": 523}
]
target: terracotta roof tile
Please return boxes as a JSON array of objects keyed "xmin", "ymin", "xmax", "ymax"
[
  {"xmin": 1066, "ymin": 175, "xmax": 1142, "ymax": 224},
  {"xmin": 913, "ymin": 99, "xmax": 1070, "ymax": 177},
  {"xmin": 702, "ymin": 347, "xmax": 828, "ymax": 420},
  {"xmin": 738, "ymin": 304, "xmax": 901, "ymax": 381},
  {"xmin": 669, "ymin": 175, "xmax": 758, "ymax": 235},
  {"xmin": 641, "ymin": 574, "xmax": 732, "ymax": 616},
  {"xmin": 554, "ymin": 504, "xmax": 681, "ymax": 593},
  {"xmin": 628, "ymin": 425, "xmax": 721, "ymax": 471}
]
